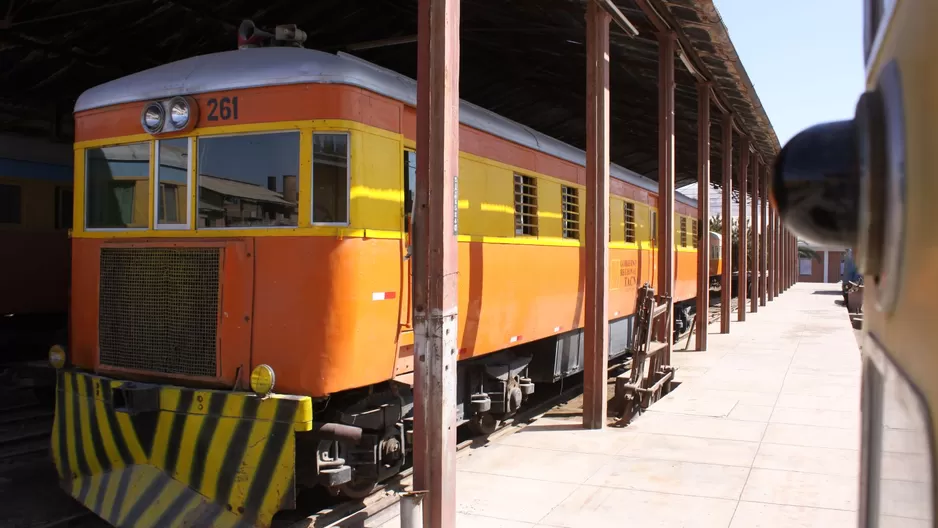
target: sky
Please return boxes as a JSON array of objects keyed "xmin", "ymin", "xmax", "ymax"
[{"xmin": 679, "ymin": 0, "xmax": 866, "ymax": 218}]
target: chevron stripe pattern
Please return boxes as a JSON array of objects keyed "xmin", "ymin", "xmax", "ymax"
[{"xmin": 50, "ymin": 370, "xmax": 313, "ymax": 528}]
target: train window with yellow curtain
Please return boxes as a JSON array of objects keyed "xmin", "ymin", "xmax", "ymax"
[
  {"xmin": 0, "ymin": 183, "xmax": 20, "ymax": 224},
  {"xmin": 561, "ymin": 185, "xmax": 579, "ymax": 239},
  {"xmin": 312, "ymin": 133, "xmax": 350, "ymax": 225},
  {"xmin": 196, "ymin": 131, "xmax": 300, "ymax": 228},
  {"xmin": 155, "ymin": 138, "xmax": 191, "ymax": 229},
  {"xmin": 514, "ymin": 174, "xmax": 538, "ymax": 236},
  {"xmin": 680, "ymin": 217, "xmax": 687, "ymax": 247},
  {"xmin": 85, "ymin": 143, "xmax": 150, "ymax": 229},
  {"xmin": 624, "ymin": 201, "xmax": 636, "ymax": 243}
]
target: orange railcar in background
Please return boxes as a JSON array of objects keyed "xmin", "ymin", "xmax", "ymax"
[{"xmin": 53, "ymin": 46, "xmax": 710, "ymax": 527}]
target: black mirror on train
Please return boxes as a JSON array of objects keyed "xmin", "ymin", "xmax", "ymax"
[{"xmin": 772, "ymin": 118, "xmax": 860, "ymax": 248}]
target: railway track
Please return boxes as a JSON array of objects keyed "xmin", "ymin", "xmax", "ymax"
[{"xmin": 0, "ymin": 364, "xmax": 106, "ymax": 528}]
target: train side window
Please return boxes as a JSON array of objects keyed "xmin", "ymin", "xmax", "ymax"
[
  {"xmin": 680, "ymin": 217, "xmax": 687, "ymax": 247},
  {"xmin": 692, "ymin": 219, "xmax": 699, "ymax": 248},
  {"xmin": 312, "ymin": 133, "xmax": 350, "ymax": 225},
  {"xmin": 85, "ymin": 143, "xmax": 150, "ymax": 229},
  {"xmin": 155, "ymin": 138, "xmax": 191, "ymax": 229},
  {"xmin": 624, "ymin": 201, "xmax": 636, "ymax": 243},
  {"xmin": 561, "ymin": 185, "xmax": 579, "ymax": 239},
  {"xmin": 0, "ymin": 184, "xmax": 21, "ymax": 224},
  {"xmin": 55, "ymin": 187, "xmax": 73, "ymax": 230},
  {"xmin": 197, "ymin": 132, "xmax": 300, "ymax": 228},
  {"xmin": 404, "ymin": 150, "xmax": 416, "ymax": 232},
  {"xmin": 514, "ymin": 174, "xmax": 538, "ymax": 236}
]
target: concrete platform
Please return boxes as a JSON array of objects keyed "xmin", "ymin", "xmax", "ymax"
[{"xmin": 376, "ymin": 283, "xmax": 863, "ymax": 527}]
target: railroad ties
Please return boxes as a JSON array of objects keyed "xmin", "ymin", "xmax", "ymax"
[{"xmin": 613, "ymin": 284, "xmax": 676, "ymax": 424}]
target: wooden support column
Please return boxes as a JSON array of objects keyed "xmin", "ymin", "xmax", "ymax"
[
  {"xmin": 695, "ymin": 82, "xmax": 710, "ymax": 351},
  {"xmin": 760, "ymin": 168, "xmax": 768, "ymax": 306},
  {"xmin": 720, "ymin": 114, "xmax": 732, "ymax": 332},
  {"xmin": 750, "ymin": 159, "xmax": 760, "ymax": 313},
  {"xmin": 737, "ymin": 139, "xmax": 748, "ymax": 321},
  {"xmin": 582, "ymin": 0, "xmax": 611, "ymax": 430},
  {"xmin": 657, "ymin": 30, "xmax": 676, "ymax": 353},
  {"xmin": 784, "ymin": 231, "xmax": 788, "ymax": 291},
  {"xmin": 413, "ymin": 0, "xmax": 459, "ymax": 524},
  {"xmin": 767, "ymin": 205, "xmax": 775, "ymax": 301},
  {"xmin": 791, "ymin": 234, "xmax": 801, "ymax": 286},
  {"xmin": 774, "ymin": 212, "xmax": 781, "ymax": 297}
]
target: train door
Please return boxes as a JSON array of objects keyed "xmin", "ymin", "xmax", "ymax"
[{"xmin": 402, "ymin": 149, "xmax": 417, "ymax": 330}]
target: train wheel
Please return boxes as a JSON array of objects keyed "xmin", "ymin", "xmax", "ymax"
[
  {"xmin": 338, "ymin": 478, "xmax": 379, "ymax": 499},
  {"xmin": 468, "ymin": 413, "xmax": 499, "ymax": 436}
]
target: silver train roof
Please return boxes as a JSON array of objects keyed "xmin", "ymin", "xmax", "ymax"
[{"xmin": 76, "ymin": 47, "xmax": 697, "ymax": 208}]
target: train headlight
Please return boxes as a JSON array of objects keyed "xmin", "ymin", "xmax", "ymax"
[
  {"xmin": 169, "ymin": 97, "xmax": 190, "ymax": 128},
  {"xmin": 250, "ymin": 364, "xmax": 276, "ymax": 396},
  {"xmin": 48, "ymin": 345, "xmax": 67, "ymax": 369},
  {"xmin": 141, "ymin": 102, "xmax": 165, "ymax": 134}
]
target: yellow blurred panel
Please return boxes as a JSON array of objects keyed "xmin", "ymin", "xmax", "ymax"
[
  {"xmin": 610, "ymin": 198, "xmax": 624, "ymax": 242},
  {"xmin": 352, "ymin": 131, "xmax": 402, "ymax": 232},
  {"xmin": 537, "ymin": 177, "xmax": 562, "ymax": 239},
  {"xmin": 458, "ymin": 156, "xmax": 515, "ymax": 237}
]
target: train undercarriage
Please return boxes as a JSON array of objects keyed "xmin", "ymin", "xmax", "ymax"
[{"xmin": 300, "ymin": 300, "xmax": 698, "ymax": 498}]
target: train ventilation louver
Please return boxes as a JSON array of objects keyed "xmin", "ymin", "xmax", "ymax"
[{"xmin": 98, "ymin": 247, "xmax": 220, "ymax": 377}]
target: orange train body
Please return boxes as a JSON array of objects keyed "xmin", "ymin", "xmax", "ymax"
[
  {"xmin": 69, "ymin": 54, "xmax": 703, "ymax": 399},
  {"xmin": 70, "ymin": 236, "xmax": 698, "ymax": 397}
]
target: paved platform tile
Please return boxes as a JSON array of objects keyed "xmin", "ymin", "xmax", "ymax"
[
  {"xmin": 457, "ymin": 444, "xmax": 610, "ymax": 485},
  {"xmin": 729, "ymin": 501, "xmax": 858, "ymax": 528},
  {"xmin": 584, "ymin": 456, "xmax": 750, "ymax": 500},
  {"xmin": 761, "ymin": 422, "xmax": 860, "ymax": 450},
  {"xmin": 628, "ymin": 410, "xmax": 767, "ymax": 442},
  {"xmin": 612, "ymin": 431, "xmax": 759, "ymax": 467},
  {"xmin": 740, "ymin": 468, "xmax": 858, "ymax": 511},
  {"xmin": 753, "ymin": 443, "xmax": 860, "ymax": 477},
  {"xmin": 537, "ymin": 485, "xmax": 738, "ymax": 528},
  {"xmin": 455, "ymin": 471, "xmax": 578, "ymax": 524}
]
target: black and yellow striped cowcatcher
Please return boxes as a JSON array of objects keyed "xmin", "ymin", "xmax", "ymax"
[{"xmin": 51, "ymin": 370, "xmax": 313, "ymax": 528}]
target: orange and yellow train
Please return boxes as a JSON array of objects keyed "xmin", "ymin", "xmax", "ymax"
[{"xmin": 52, "ymin": 43, "xmax": 721, "ymax": 527}]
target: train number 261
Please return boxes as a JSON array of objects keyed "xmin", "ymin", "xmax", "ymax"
[{"xmin": 206, "ymin": 97, "xmax": 239, "ymax": 121}]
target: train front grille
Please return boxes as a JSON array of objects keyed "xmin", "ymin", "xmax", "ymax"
[{"xmin": 99, "ymin": 247, "xmax": 221, "ymax": 377}]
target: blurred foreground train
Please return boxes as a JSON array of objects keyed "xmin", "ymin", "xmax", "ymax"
[{"xmin": 50, "ymin": 30, "xmax": 723, "ymax": 528}]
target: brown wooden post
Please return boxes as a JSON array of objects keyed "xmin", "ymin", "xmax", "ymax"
[
  {"xmin": 774, "ymin": 212, "xmax": 781, "ymax": 297},
  {"xmin": 737, "ymin": 139, "xmax": 748, "ymax": 321},
  {"xmin": 768, "ymin": 205, "xmax": 775, "ymax": 301},
  {"xmin": 695, "ymin": 82, "xmax": 710, "ymax": 351},
  {"xmin": 582, "ymin": 0, "xmax": 611, "ymax": 430},
  {"xmin": 750, "ymin": 158, "xmax": 760, "ymax": 313},
  {"xmin": 760, "ymin": 167, "xmax": 768, "ymax": 306},
  {"xmin": 720, "ymin": 115, "xmax": 732, "ymax": 332},
  {"xmin": 783, "ymin": 230, "xmax": 788, "ymax": 291},
  {"xmin": 413, "ymin": 0, "xmax": 459, "ymax": 524},
  {"xmin": 791, "ymin": 234, "xmax": 801, "ymax": 286},
  {"xmin": 657, "ymin": 30, "xmax": 676, "ymax": 353}
]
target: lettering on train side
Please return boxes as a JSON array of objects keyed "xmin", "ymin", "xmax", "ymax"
[
  {"xmin": 622, "ymin": 259, "xmax": 638, "ymax": 288},
  {"xmin": 206, "ymin": 96, "xmax": 240, "ymax": 121}
]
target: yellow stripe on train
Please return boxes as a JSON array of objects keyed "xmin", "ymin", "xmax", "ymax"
[{"xmin": 51, "ymin": 370, "xmax": 313, "ymax": 528}]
